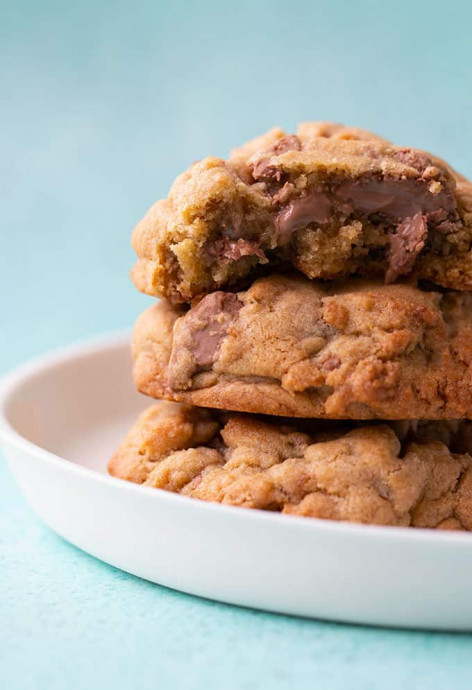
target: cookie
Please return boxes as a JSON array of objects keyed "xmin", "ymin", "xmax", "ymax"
[
  {"xmin": 108, "ymin": 403, "xmax": 472, "ymax": 530},
  {"xmin": 132, "ymin": 274, "xmax": 472, "ymax": 419},
  {"xmin": 131, "ymin": 122, "xmax": 472, "ymax": 302}
]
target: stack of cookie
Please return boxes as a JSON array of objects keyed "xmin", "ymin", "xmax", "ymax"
[{"xmin": 110, "ymin": 122, "xmax": 472, "ymax": 530}]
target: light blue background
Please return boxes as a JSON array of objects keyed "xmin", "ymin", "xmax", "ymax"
[{"xmin": 2, "ymin": 1, "xmax": 472, "ymax": 687}]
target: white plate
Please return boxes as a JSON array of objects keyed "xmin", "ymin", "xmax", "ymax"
[{"xmin": 1, "ymin": 335, "xmax": 472, "ymax": 630}]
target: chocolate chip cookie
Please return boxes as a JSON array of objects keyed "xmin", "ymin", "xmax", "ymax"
[
  {"xmin": 131, "ymin": 122, "xmax": 472, "ymax": 302},
  {"xmin": 132, "ymin": 274, "xmax": 472, "ymax": 420},
  {"xmin": 108, "ymin": 403, "xmax": 472, "ymax": 529}
]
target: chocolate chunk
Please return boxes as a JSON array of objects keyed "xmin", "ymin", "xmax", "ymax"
[
  {"xmin": 271, "ymin": 135, "xmax": 302, "ymax": 155},
  {"xmin": 251, "ymin": 160, "xmax": 282, "ymax": 182},
  {"xmin": 276, "ymin": 192, "xmax": 330, "ymax": 245},
  {"xmin": 251, "ymin": 136, "xmax": 301, "ymax": 182},
  {"xmin": 271, "ymin": 182, "xmax": 296, "ymax": 205},
  {"xmin": 427, "ymin": 209, "xmax": 457, "ymax": 234},
  {"xmin": 206, "ymin": 238, "xmax": 267, "ymax": 264},
  {"xmin": 386, "ymin": 213, "xmax": 428, "ymax": 283},
  {"xmin": 392, "ymin": 148, "xmax": 438, "ymax": 175},
  {"xmin": 190, "ymin": 293, "xmax": 242, "ymax": 368}
]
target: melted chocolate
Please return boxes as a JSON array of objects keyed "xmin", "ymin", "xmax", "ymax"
[
  {"xmin": 215, "ymin": 153, "xmax": 459, "ymax": 282},
  {"xmin": 274, "ymin": 177, "xmax": 455, "ymax": 247},
  {"xmin": 337, "ymin": 179, "xmax": 455, "ymax": 218},
  {"xmin": 276, "ymin": 193, "xmax": 331, "ymax": 245}
]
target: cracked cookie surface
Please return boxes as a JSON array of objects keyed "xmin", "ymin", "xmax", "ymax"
[
  {"xmin": 108, "ymin": 403, "xmax": 472, "ymax": 529},
  {"xmin": 132, "ymin": 274, "xmax": 472, "ymax": 419},
  {"xmin": 131, "ymin": 122, "xmax": 472, "ymax": 302}
]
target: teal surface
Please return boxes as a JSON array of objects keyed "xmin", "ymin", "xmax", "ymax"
[{"xmin": 2, "ymin": 1, "xmax": 472, "ymax": 687}]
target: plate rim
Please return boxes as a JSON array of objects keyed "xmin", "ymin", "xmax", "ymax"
[{"xmin": 1, "ymin": 331, "xmax": 472, "ymax": 546}]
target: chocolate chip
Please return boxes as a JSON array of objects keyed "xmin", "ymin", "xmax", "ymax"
[
  {"xmin": 251, "ymin": 160, "xmax": 282, "ymax": 182},
  {"xmin": 271, "ymin": 182, "xmax": 296, "ymax": 205},
  {"xmin": 392, "ymin": 148, "xmax": 436, "ymax": 174},
  {"xmin": 189, "ymin": 293, "xmax": 242, "ymax": 368},
  {"xmin": 206, "ymin": 238, "xmax": 267, "ymax": 264},
  {"xmin": 271, "ymin": 135, "xmax": 302, "ymax": 155},
  {"xmin": 386, "ymin": 213, "xmax": 428, "ymax": 283},
  {"xmin": 251, "ymin": 135, "xmax": 301, "ymax": 182}
]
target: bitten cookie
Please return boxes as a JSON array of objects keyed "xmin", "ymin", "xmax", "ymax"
[
  {"xmin": 131, "ymin": 122, "xmax": 472, "ymax": 302},
  {"xmin": 108, "ymin": 403, "xmax": 472, "ymax": 530},
  {"xmin": 132, "ymin": 274, "xmax": 472, "ymax": 420}
]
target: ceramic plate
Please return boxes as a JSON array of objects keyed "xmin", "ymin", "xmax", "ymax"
[{"xmin": 1, "ymin": 335, "xmax": 472, "ymax": 630}]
